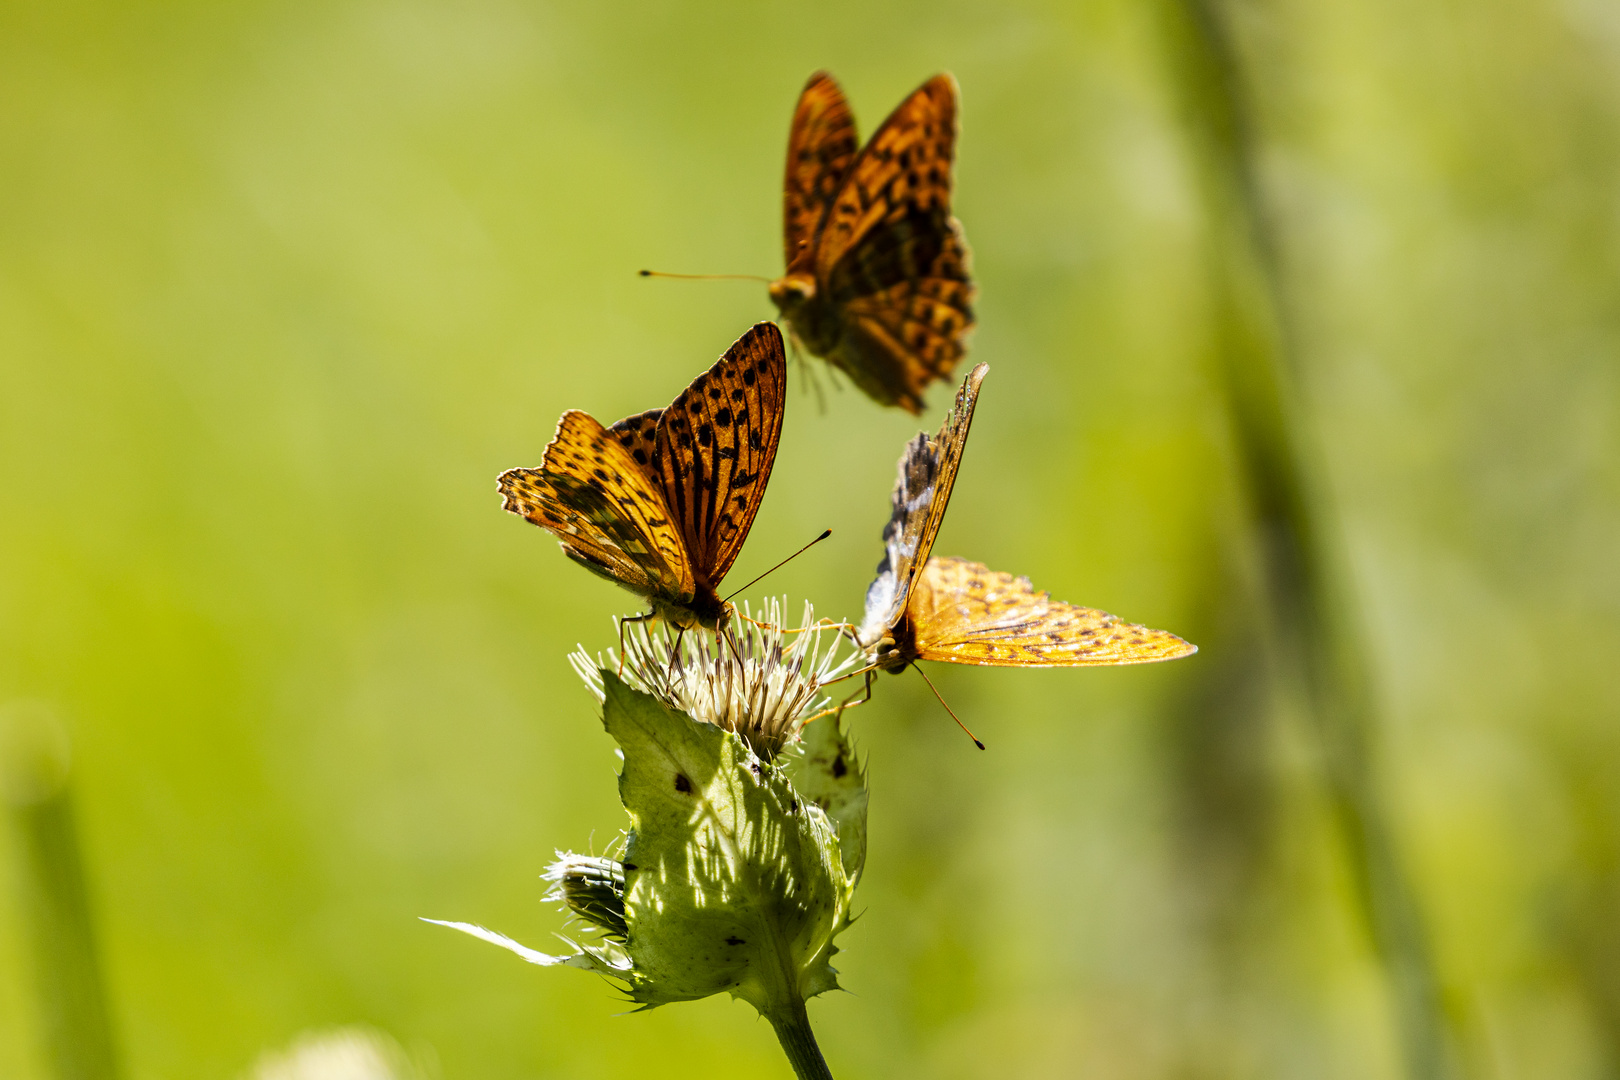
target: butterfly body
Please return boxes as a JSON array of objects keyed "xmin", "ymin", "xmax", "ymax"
[
  {"xmin": 499, "ymin": 323, "xmax": 787, "ymax": 631},
  {"xmin": 770, "ymin": 71, "xmax": 976, "ymax": 415}
]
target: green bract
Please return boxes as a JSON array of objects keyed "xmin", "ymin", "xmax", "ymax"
[{"xmin": 428, "ymin": 672, "xmax": 865, "ymax": 1024}]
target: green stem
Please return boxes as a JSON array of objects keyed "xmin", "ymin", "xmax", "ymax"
[
  {"xmin": 13, "ymin": 791, "xmax": 123, "ymax": 1080},
  {"xmin": 755, "ymin": 912, "xmax": 834, "ymax": 1080},
  {"xmin": 766, "ymin": 997, "xmax": 834, "ymax": 1080},
  {"xmin": 1154, "ymin": 1, "xmax": 1455, "ymax": 1077}
]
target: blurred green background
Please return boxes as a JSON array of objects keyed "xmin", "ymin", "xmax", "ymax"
[{"xmin": 3, "ymin": 0, "xmax": 1618, "ymax": 1077}]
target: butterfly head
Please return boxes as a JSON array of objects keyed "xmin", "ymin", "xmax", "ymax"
[
  {"xmin": 866, "ymin": 617, "xmax": 918, "ymax": 676},
  {"xmin": 767, "ymin": 273, "xmax": 816, "ymax": 318},
  {"xmin": 654, "ymin": 592, "xmax": 734, "ymax": 634}
]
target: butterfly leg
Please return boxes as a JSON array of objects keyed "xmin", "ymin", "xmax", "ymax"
[
  {"xmin": 617, "ymin": 611, "xmax": 656, "ymax": 677},
  {"xmin": 718, "ymin": 623, "xmax": 747, "ymax": 671},
  {"xmin": 799, "ymin": 667, "xmax": 875, "ymax": 728},
  {"xmin": 815, "ymin": 660, "xmax": 879, "ymax": 688},
  {"xmin": 788, "ymin": 333, "xmax": 830, "ymax": 416},
  {"xmin": 664, "ymin": 625, "xmax": 688, "ymax": 681}
]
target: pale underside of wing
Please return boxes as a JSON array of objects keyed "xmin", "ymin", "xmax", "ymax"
[
  {"xmin": 498, "ymin": 410, "xmax": 693, "ymax": 605},
  {"xmin": 909, "ymin": 557, "xmax": 1198, "ymax": 667},
  {"xmin": 783, "ymin": 71, "xmax": 858, "ymax": 272},
  {"xmin": 653, "ymin": 322, "xmax": 788, "ymax": 588},
  {"xmin": 859, "ymin": 362, "xmax": 988, "ymax": 643}
]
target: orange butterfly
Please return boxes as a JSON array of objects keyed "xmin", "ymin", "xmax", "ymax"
[
  {"xmin": 858, "ymin": 363, "xmax": 1196, "ymax": 673},
  {"xmin": 498, "ymin": 323, "xmax": 786, "ymax": 632},
  {"xmin": 768, "ymin": 71, "xmax": 976, "ymax": 416}
]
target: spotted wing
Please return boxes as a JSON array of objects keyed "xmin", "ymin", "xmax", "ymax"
[
  {"xmin": 654, "ymin": 322, "xmax": 788, "ymax": 588},
  {"xmin": 831, "ymin": 217, "xmax": 974, "ymax": 415},
  {"xmin": 783, "ymin": 71, "xmax": 858, "ymax": 272},
  {"xmin": 909, "ymin": 557, "xmax": 1197, "ymax": 667},
  {"xmin": 813, "ymin": 74, "xmax": 974, "ymax": 414},
  {"xmin": 498, "ymin": 410, "xmax": 693, "ymax": 603},
  {"xmin": 858, "ymin": 362, "xmax": 987, "ymax": 644}
]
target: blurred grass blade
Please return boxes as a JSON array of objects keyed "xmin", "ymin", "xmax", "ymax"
[
  {"xmin": 2, "ymin": 702, "xmax": 122, "ymax": 1080},
  {"xmin": 1152, "ymin": 2, "xmax": 1457, "ymax": 1077}
]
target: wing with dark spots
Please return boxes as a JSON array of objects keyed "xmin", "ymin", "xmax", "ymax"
[
  {"xmin": 804, "ymin": 74, "xmax": 975, "ymax": 413},
  {"xmin": 654, "ymin": 322, "xmax": 787, "ymax": 587},
  {"xmin": 609, "ymin": 408, "xmax": 664, "ymax": 472},
  {"xmin": 909, "ymin": 558, "xmax": 1198, "ymax": 667},
  {"xmin": 813, "ymin": 74, "xmax": 960, "ymax": 279},
  {"xmin": 831, "ymin": 212, "xmax": 974, "ymax": 415},
  {"xmin": 783, "ymin": 71, "xmax": 859, "ymax": 272},
  {"xmin": 498, "ymin": 410, "xmax": 693, "ymax": 604}
]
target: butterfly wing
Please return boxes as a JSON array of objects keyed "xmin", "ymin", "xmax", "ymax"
[
  {"xmin": 831, "ymin": 220, "xmax": 974, "ymax": 415},
  {"xmin": 654, "ymin": 322, "xmax": 788, "ymax": 588},
  {"xmin": 498, "ymin": 410, "xmax": 694, "ymax": 605},
  {"xmin": 858, "ymin": 362, "xmax": 987, "ymax": 644},
  {"xmin": 811, "ymin": 74, "xmax": 975, "ymax": 414},
  {"xmin": 910, "ymin": 557, "xmax": 1198, "ymax": 667},
  {"xmin": 783, "ymin": 71, "xmax": 858, "ymax": 272}
]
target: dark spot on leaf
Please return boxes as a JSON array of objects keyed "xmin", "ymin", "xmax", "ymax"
[
  {"xmin": 832, "ymin": 755, "xmax": 847, "ymax": 778},
  {"xmin": 674, "ymin": 773, "xmax": 692, "ymax": 794}
]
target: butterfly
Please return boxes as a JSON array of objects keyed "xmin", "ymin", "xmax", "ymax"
[
  {"xmin": 768, "ymin": 71, "xmax": 976, "ymax": 416},
  {"xmin": 857, "ymin": 362, "xmax": 1197, "ymax": 673},
  {"xmin": 498, "ymin": 322, "xmax": 787, "ymax": 632}
]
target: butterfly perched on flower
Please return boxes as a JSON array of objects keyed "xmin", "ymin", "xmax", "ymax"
[
  {"xmin": 768, "ymin": 71, "xmax": 976, "ymax": 416},
  {"xmin": 498, "ymin": 322, "xmax": 787, "ymax": 632},
  {"xmin": 858, "ymin": 363, "xmax": 1196, "ymax": 672}
]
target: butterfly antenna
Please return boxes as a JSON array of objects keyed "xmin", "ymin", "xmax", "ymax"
[
  {"xmin": 639, "ymin": 269, "xmax": 772, "ymax": 283},
  {"xmin": 914, "ymin": 664, "xmax": 986, "ymax": 750},
  {"xmin": 722, "ymin": 529, "xmax": 832, "ymax": 602}
]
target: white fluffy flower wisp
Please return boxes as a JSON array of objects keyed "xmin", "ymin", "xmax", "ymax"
[{"xmin": 570, "ymin": 598, "xmax": 863, "ymax": 759}]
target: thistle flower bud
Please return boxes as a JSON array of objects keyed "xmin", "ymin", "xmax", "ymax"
[{"xmin": 544, "ymin": 852, "xmax": 627, "ymax": 940}]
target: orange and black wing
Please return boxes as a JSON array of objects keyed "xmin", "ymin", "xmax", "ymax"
[
  {"xmin": 858, "ymin": 363, "xmax": 987, "ymax": 643},
  {"xmin": 498, "ymin": 410, "xmax": 693, "ymax": 604},
  {"xmin": 653, "ymin": 323, "xmax": 788, "ymax": 588},
  {"xmin": 909, "ymin": 557, "xmax": 1198, "ymax": 667},
  {"xmin": 783, "ymin": 71, "xmax": 858, "ymax": 272},
  {"xmin": 813, "ymin": 75, "xmax": 975, "ymax": 413}
]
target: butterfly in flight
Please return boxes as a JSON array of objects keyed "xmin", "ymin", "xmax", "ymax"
[
  {"xmin": 857, "ymin": 363, "xmax": 1196, "ymax": 676},
  {"xmin": 498, "ymin": 322, "xmax": 786, "ymax": 632},
  {"xmin": 768, "ymin": 71, "xmax": 976, "ymax": 416}
]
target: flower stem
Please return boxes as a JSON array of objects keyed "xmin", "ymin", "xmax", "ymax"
[
  {"xmin": 1153, "ymin": 1, "xmax": 1455, "ymax": 1076},
  {"xmin": 766, "ymin": 997, "xmax": 834, "ymax": 1080}
]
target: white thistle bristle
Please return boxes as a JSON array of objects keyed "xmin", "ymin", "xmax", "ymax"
[{"xmin": 570, "ymin": 598, "xmax": 860, "ymax": 758}]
